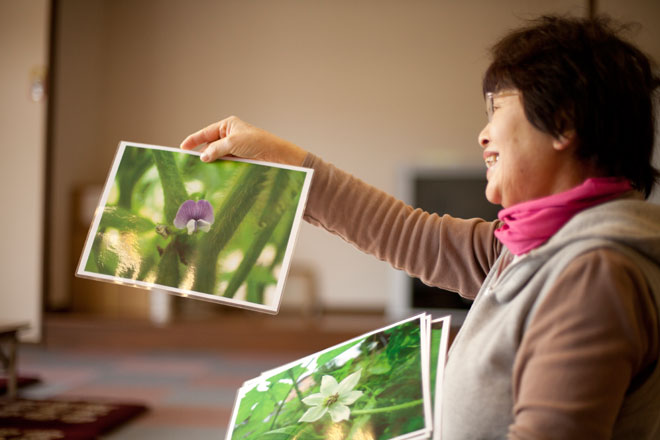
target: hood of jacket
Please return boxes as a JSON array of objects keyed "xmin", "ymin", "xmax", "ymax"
[{"xmin": 531, "ymin": 197, "xmax": 660, "ymax": 267}]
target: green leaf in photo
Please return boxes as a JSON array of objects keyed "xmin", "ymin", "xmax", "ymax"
[
  {"xmin": 234, "ymin": 387, "xmax": 263, "ymax": 427},
  {"xmin": 88, "ymin": 233, "xmax": 119, "ymax": 276},
  {"xmin": 430, "ymin": 325, "xmax": 443, "ymax": 406},
  {"xmin": 99, "ymin": 206, "xmax": 156, "ymax": 233},
  {"xmin": 155, "ymin": 238, "xmax": 181, "ymax": 287},
  {"xmin": 315, "ymin": 338, "xmax": 365, "ymax": 373},
  {"xmin": 151, "ymin": 148, "xmax": 189, "ymax": 225},
  {"xmin": 260, "ymin": 425, "xmax": 300, "ymax": 439},
  {"xmin": 369, "ymin": 356, "xmax": 392, "ymax": 375}
]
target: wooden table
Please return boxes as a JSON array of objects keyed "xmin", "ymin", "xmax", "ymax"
[{"xmin": 0, "ymin": 322, "xmax": 29, "ymax": 400}]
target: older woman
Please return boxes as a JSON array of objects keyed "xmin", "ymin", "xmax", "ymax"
[{"xmin": 181, "ymin": 15, "xmax": 660, "ymax": 440}]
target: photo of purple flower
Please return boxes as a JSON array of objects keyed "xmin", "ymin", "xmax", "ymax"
[
  {"xmin": 77, "ymin": 143, "xmax": 313, "ymax": 313},
  {"xmin": 173, "ymin": 199, "xmax": 214, "ymax": 235}
]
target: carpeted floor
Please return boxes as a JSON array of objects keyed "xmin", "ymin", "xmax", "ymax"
[
  {"xmin": 8, "ymin": 312, "xmax": 387, "ymax": 439},
  {"xmin": 12, "ymin": 345, "xmax": 302, "ymax": 439}
]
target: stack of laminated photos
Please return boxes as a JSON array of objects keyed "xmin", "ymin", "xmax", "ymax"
[{"xmin": 226, "ymin": 313, "xmax": 451, "ymax": 440}]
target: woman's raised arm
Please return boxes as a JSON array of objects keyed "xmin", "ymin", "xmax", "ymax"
[{"xmin": 180, "ymin": 116, "xmax": 307, "ymax": 166}]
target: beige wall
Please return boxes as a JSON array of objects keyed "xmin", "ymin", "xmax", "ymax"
[
  {"xmin": 600, "ymin": 0, "xmax": 660, "ymax": 56},
  {"xmin": 49, "ymin": 0, "xmax": 106, "ymax": 311},
  {"xmin": 51, "ymin": 0, "xmax": 660, "ymax": 313},
  {"xmin": 0, "ymin": 0, "xmax": 50, "ymax": 341}
]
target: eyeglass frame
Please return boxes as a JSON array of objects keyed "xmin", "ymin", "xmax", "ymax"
[{"xmin": 485, "ymin": 91, "xmax": 519, "ymax": 122}]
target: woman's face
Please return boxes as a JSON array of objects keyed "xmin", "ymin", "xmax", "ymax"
[{"xmin": 478, "ymin": 90, "xmax": 581, "ymax": 208}]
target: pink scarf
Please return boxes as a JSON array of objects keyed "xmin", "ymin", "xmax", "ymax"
[{"xmin": 494, "ymin": 177, "xmax": 632, "ymax": 255}]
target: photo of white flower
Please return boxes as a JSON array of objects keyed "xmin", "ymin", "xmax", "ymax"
[
  {"xmin": 299, "ymin": 369, "xmax": 364, "ymax": 423},
  {"xmin": 226, "ymin": 316, "xmax": 432, "ymax": 440}
]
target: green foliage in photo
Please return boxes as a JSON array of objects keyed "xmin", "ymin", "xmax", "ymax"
[
  {"xmin": 230, "ymin": 319, "xmax": 426, "ymax": 440},
  {"xmin": 84, "ymin": 145, "xmax": 306, "ymax": 305},
  {"xmin": 430, "ymin": 324, "xmax": 443, "ymax": 409}
]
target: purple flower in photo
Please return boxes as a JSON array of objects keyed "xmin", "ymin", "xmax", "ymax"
[{"xmin": 174, "ymin": 200, "xmax": 214, "ymax": 235}]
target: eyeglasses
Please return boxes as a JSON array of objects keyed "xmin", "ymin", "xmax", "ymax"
[{"xmin": 485, "ymin": 91, "xmax": 519, "ymax": 122}]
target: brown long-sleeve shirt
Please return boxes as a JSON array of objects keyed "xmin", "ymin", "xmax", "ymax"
[{"xmin": 302, "ymin": 153, "xmax": 660, "ymax": 439}]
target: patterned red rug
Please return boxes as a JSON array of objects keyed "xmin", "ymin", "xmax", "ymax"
[
  {"xmin": 0, "ymin": 376, "xmax": 42, "ymax": 394},
  {"xmin": 0, "ymin": 399, "xmax": 148, "ymax": 439}
]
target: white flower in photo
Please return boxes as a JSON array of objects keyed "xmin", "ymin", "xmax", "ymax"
[{"xmin": 298, "ymin": 369, "xmax": 363, "ymax": 423}]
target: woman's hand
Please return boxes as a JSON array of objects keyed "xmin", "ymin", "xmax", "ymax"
[{"xmin": 180, "ymin": 116, "xmax": 307, "ymax": 166}]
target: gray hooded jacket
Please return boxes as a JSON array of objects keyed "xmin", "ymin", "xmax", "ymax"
[{"xmin": 442, "ymin": 199, "xmax": 660, "ymax": 439}]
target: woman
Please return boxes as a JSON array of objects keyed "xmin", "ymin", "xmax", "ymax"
[{"xmin": 181, "ymin": 16, "xmax": 660, "ymax": 440}]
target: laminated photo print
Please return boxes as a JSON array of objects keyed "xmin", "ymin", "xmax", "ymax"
[
  {"xmin": 430, "ymin": 315, "xmax": 451, "ymax": 440},
  {"xmin": 226, "ymin": 314, "xmax": 433, "ymax": 440},
  {"xmin": 76, "ymin": 141, "xmax": 313, "ymax": 313}
]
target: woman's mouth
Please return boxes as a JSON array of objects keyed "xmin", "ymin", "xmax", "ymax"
[{"xmin": 485, "ymin": 153, "xmax": 499, "ymax": 169}]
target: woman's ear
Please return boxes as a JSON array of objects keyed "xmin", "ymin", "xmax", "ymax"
[{"xmin": 552, "ymin": 129, "xmax": 576, "ymax": 151}]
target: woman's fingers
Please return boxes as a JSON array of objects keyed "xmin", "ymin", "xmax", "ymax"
[
  {"xmin": 180, "ymin": 116, "xmax": 307, "ymax": 166},
  {"xmin": 180, "ymin": 123, "xmax": 217, "ymax": 150},
  {"xmin": 180, "ymin": 117, "xmax": 235, "ymax": 150},
  {"xmin": 200, "ymin": 138, "xmax": 231, "ymax": 162}
]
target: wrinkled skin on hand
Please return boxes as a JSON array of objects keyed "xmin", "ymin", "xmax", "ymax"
[{"xmin": 180, "ymin": 116, "xmax": 307, "ymax": 166}]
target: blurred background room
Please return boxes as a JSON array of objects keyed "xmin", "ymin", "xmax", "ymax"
[{"xmin": 1, "ymin": 0, "xmax": 659, "ymax": 438}]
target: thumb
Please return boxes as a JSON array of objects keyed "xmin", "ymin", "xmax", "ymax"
[{"xmin": 200, "ymin": 138, "xmax": 233, "ymax": 162}]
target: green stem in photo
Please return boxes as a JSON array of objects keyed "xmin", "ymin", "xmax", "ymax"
[
  {"xmin": 222, "ymin": 169, "xmax": 290, "ymax": 299},
  {"xmin": 351, "ymin": 398, "xmax": 423, "ymax": 416},
  {"xmin": 151, "ymin": 148, "xmax": 189, "ymax": 225},
  {"xmin": 268, "ymin": 174, "xmax": 304, "ymax": 269},
  {"xmin": 269, "ymin": 356, "xmax": 316, "ymax": 431},
  {"xmin": 243, "ymin": 204, "xmax": 296, "ymax": 300},
  {"xmin": 115, "ymin": 147, "xmax": 154, "ymax": 210},
  {"xmin": 245, "ymin": 173, "xmax": 302, "ymax": 301},
  {"xmin": 155, "ymin": 237, "xmax": 181, "ymax": 287},
  {"xmin": 137, "ymin": 251, "xmax": 157, "ymax": 280},
  {"xmin": 286, "ymin": 368, "xmax": 306, "ymax": 403},
  {"xmin": 246, "ymin": 279, "xmax": 267, "ymax": 303},
  {"xmin": 192, "ymin": 164, "xmax": 270, "ymax": 294},
  {"xmin": 273, "ymin": 209, "xmax": 295, "ymax": 263}
]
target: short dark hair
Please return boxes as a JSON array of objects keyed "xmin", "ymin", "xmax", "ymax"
[{"xmin": 483, "ymin": 15, "xmax": 660, "ymax": 197}]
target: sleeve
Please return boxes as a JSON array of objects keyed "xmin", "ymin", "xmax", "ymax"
[
  {"xmin": 509, "ymin": 249, "xmax": 659, "ymax": 439},
  {"xmin": 302, "ymin": 153, "xmax": 502, "ymax": 299}
]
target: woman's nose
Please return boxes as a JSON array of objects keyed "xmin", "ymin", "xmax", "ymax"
[{"xmin": 478, "ymin": 124, "xmax": 490, "ymax": 148}]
